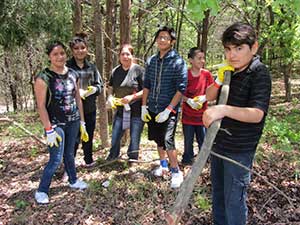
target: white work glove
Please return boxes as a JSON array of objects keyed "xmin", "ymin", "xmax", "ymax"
[
  {"xmin": 155, "ymin": 107, "xmax": 172, "ymax": 123},
  {"xmin": 85, "ymin": 86, "xmax": 97, "ymax": 98},
  {"xmin": 141, "ymin": 105, "xmax": 151, "ymax": 122},
  {"xmin": 79, "ymin": 89, "xmax": 87, "ymax": 100},
  {"xmin": 46, "ymin": 127, "xmax": 62, "ymax": 147},
  {"xmin": 186, "ymin": 98, "xmax": 203, "ymax": 110}
]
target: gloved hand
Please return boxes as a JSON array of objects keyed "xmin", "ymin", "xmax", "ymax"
[
  {"xmin": 155, "ymin": 107, "xmax": 172, "ymax": 123},
  {"xmin": 186, "ymin": 98, "xmax": 203, "ymax": 110},
  {"xmin": 46, "ymin": 127, "xmax": 62, "ymax": 147},
  {"xmin": 80, "ymin": 121, "xmax": 89, "ymax": 142},
  {"xmin": 106, "ymin": 95, "xmax": 123, "ymax": 109},
  {"xmin": 193, "ymin": 95, "xmax": 206, "ymax": 104},
  {"xmin": 79, "ymin": 89, "xmax": 87, "ymax": 100},
  {"xmin": 141, "ymin": 105, "xmax": 151, "ymax": 122},
  {"xmin": 84, "ymin": 86, "xmax": 97, "ymax": 98},
  {"xmin": 215, "ymin": 63, "xmax": 234, "ymax": 86}
]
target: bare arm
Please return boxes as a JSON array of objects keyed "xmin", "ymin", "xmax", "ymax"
[
  {"xmin": 75, "ymin": 80, "xmax": 85, "ymax": 122},
  {"xmin": 203, "ymin": 104, "xmax": 264, "ymax": 128},
  {"xmin": 169, "ymin": 91, "xmax": 183, "ymax": 107},
  {"xmin": 34, "ymin": 78, "xmax": 52, "ymax": 129},
  {"xmin": 205, "ymin": 83, "xmax": 219, "ymax": 101},
  {"xmin": 142, "ymin": 88, "xmax": 149, "ymax": 106}
]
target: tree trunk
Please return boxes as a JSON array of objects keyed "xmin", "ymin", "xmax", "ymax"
[
  {"xmin": 200, "ymin": 10, "xmax": 210, "ymax": 55},
  {"xmin": 283, "ymin": 63, "xmax": 292, "ymax": 102},
  {"xmin": 73, "ymin": 0, "xmax": 82, "ymax": 34},
  {"xmin": 4, "ymin": 53, "xmax": 17, "ymax": 112},
  {"xmin": 92, "ymin": 0, "xmax": 109, "ymax": 148},
  {"xmin": 175, "ymin": 0, "xmax": 186, "ymax": 50},
  {"xmin": 120, "ymin": 0, "xmax": 131, "ymax": 44}
]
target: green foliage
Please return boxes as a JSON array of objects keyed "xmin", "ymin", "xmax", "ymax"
[
  {"xmin": 14, "ymin": 199, "xmax": 28, "ymax": 210},
  {"xmin": 187, "ymin": 0, "xmax": 220, "ymax": 21},
  {"xmin": 193, "ymin": 187, "xmax": 211, "ymax": 210},
  {"xmin": 262, "ymin": 110, "xmax": 300, "ymax": 151}
]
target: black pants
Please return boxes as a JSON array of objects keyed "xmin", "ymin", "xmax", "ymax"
[{"xmin": 74, "ymin": 111, "xmax": 96, "ymax": 164}]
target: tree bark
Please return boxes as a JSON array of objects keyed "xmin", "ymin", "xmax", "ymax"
[
  {"xmin": 175, "ymin": 0, "xmax": 186, "ymax": 51},
  {"xmin": 4, "ymin": 53, "xmax": 17, "ymax": 112},
  {"xmin": 73, "ymin": 0, "xmax": 82, "ymax": 34},
  {"xmin": 283, "ymin": 63, "xmax": 292, "ymax": 102},
  {"xmin": 92, "ymin": 0, "xmax": 109, "ymax": 148},
  {"xmin": 165, "ymin": 71, "xmax": 232, "ymax": 225},
  {"xmin": 120, "ymin": 0, "xmax": 131, "ymax": 44},
  {"xmin": 200, "ymin": 10, "xmax": 210, "ymax": 55}
]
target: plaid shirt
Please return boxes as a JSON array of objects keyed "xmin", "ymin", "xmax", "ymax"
[
  {"xmin": 144, "ymin": 49, "xmax": 187, "ymax": 113},
  {"xmin": 67, "ymin": 57, "xmax": 103, "ymax": 114}
]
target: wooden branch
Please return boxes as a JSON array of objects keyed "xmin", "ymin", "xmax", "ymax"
[
  {"xmin": 165, "ymin": 71, "xmax": 232, "ymax": 225},
  {"xmin": 0, "ymin": 117, "xmax": 46, "ymax": 145}
]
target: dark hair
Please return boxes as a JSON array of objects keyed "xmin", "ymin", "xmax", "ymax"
[
  {"xmin": 188, "ymin": 47, "xmax": 204, "ymax": 59},
  {"xmin": 119, "ymin": 43, "xmax": 134, "ymax": 55},
  {"xmin": 222, "ymin": 22, "xmax": 257, "ymax": 48},
  {"xmin": 69, "ymin": 32, "xmax": 88, "ymax": 49},
  {"xmin": 154, "ymin": 26, "xmax": 176, "ymax": 40},
  {"xmin": 46, "ymin": 40, "xmax": 66, "ymax": 55}
]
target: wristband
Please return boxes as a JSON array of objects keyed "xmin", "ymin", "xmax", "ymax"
[
  {"xmin": 45, "ymin": 126, "xmax": 52, "ymax": 131},
  {"xmin": 167, "ymin": 105, "xmax": 176, "ymax": 114},
  {"xmin": 213, "ymin": 82, "xmax": 221, "ymax": 89},
  {"xmin": 133, "ymin": 93, "xmax": 137, "ymax": 99}
]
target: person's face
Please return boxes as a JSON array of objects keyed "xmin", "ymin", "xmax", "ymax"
[
  {"xmin": 48, "ymin": 45, "xmax": 67, "ymax": 68},
  {"xmin": 189, "ymin": 51, "xmax": 205, "ymax": 70},
  {"xmin": 72, "ymin": 42, "xmax": 88, "ymax": 61},
  {"xmin": 119, "ymin": 47, "xmax": 133, "ymax": 68},
  {"xmin": 224, "ymin": 42, "xmax": 258, "ymax": 72},
  {"xmin": 156, "ymin": 31, "xmax": 174, "ymax": 52}
]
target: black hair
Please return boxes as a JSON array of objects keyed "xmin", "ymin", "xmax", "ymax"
[
  {"xmin": 46, "ymin": 40, "xmax": 66, "ymax": 55},
  {"xmin": 69, "ymin": 32, "xmax": 88, "ymax": 49},
  {"xmin": 154, "ymin": 26, "xmax": 176, "ymax": 40},
  {"xmin": 188, "ymin": 47, "xmax": 204, "ymax": 59},
  {"xmin": 222, "ymin": 22, "xmax": 257, "ymax": 48}
]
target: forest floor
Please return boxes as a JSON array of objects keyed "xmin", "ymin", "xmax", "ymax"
[{"xmin": 0, "ymin": 79, "xmax": 300, "ymax": 225}]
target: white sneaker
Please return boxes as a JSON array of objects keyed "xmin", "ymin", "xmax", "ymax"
[
  {"xmin": 35, "ymin": 191, "xmax": 49, "ymax": 204},
  {"xmin": 153, "ymin": 166, "xmax": 169, "ymax": 177},
  {"xmin": 69, "ymin": 179, "xmax": 88, "ymax": 190},
  {"xmin": 170, "ymin": 171, "xmax": 183, "ymax": 189}
]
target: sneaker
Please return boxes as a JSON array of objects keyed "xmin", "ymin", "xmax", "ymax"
[
  {"xmin": 170, "ymin": 171, "xmax": 183, "ymax": 189},
  {"xmin": 69, "ymin": 180, "xmax": 88, "ymax": 190},
  {"xmin": 153, "ymin": 165, "xmax": 169, "ymax": 177},
  {"xmin": 34, "ymin": 191, "xmax": 49, "ymax": 204},
  {"xmin": 85, "ymin": 162, "xmax": 96, "ymax": 168}
]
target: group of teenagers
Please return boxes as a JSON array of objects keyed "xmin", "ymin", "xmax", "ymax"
[{"xmin": 34, "ymin": 22, "xmax": 271, "ymax": 225}]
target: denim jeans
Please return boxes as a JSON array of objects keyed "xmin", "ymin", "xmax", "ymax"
[
  {"xmin": 38, "ymin": 120, "xmax": 80, "ymax": 194},
  {"xmin": 108, "ymin": 115, "xmax": 144, "ymax": 160},
  {"xmin": 74, "ymin": 111, "xmax": 96, "ymax": 164},
  {"xmin": 182, "ymin": 124, "xmax": 206, "ymax": 164},
  {"xmin": 211, "ymin": 149, "xmax": 255, "ymax": 225}
]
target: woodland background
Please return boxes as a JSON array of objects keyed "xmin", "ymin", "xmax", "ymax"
[{"xmin": 0, "ymin": 0, "xmax": 300, "ymax": 224}]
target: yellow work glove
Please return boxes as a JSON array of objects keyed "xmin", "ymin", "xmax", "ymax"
[
  {"xmin": 186, "ymin": 98, "xmax": 203, "ymax": 110},
  {"xmin": 80, "ymin": 121, "xmax": 89, "ymax": 142},
  {"xmin": 215, "ymin": 62, "xmax": 234, "ymax": 86},
  {"xmin": 79, "ymin": 89, "xmax": 87, "ymax": 100},
  {"xmin": 141, "ymin": 105, "xmax": 151, "ymax": 122},
  {"xmin": 46, "ymin": 126, "xmax": 62, "ymax": 148},
  {"xmin": 106, "ymin": 95, "xmax": 123, "ymax": 109}
]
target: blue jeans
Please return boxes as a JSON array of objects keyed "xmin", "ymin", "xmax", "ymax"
[
  {"xmin": 38, "ymin": 120, "xmax": 80, "ymax": 194},
  {"xmin": 74, "ymin": 111, "xmax": 96, "ymax": 164},
  {"xmin": 182, "ymin": 124, "xmax": 206, "ymax": 164},
  {"xmin": 108, "ymin": 115, "xmax": 144, "ymax": 160},
  {"xmin": 211, "ymin": 149, "xmax": 255, "ymax": 225}
]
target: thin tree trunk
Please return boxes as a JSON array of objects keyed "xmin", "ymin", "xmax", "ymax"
[
  {"xmin": 4, "ymin": 53, "xmax": 17, "ymax": 112},
  {"xmin": 283, "ymin": 63, "xmax": 292, "ymax": 102},
  {"xmin": 73, "ymin": 0, "xmax": 82, "ymax": 34},
  {"xmin": 120, "ymin": 0, "xmax": 131, "ymax": 44},
  {"xmin": 92, "ymin": 0, "xmax": 109, "ymax": 148},
  {"xmin": 200, "ymin": 10, "xmax": 210, "ymax": 55},
  {"xmin": 175, "ymin": 0, "xmax": 185, "ymax": 50}
]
